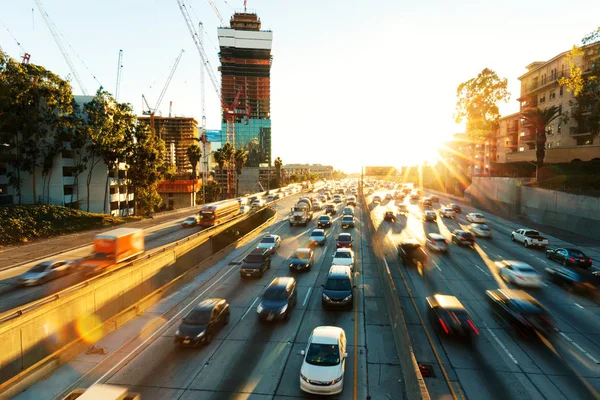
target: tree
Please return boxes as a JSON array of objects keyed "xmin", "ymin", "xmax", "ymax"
[
  {"xmin": 273, "ymin": 157, "xmax": 282, "ymax": 188},
  {"xmin": 197, "ymin": 180, "xmax": 222, "ymax": 204},
  {"xmin": 521, "ymin": 106, "xmax": 562, "ymax": 169},
  {"xmin": 213, "ymin": 148, "xmax": 226, "ymax": 199},
  {"xmin": 454, "ymin": 68, "xmax": 510, "ymax": 138},
  {"xmin": 234, "ymin": 149, "xmax": 248, "ymax": 197},
  {"xmin": 221, "ymin": 142, "xmax": 234, "ymax": 198},
  {"xmin": 187, "ymin": 143, "xmax": 202, "ymax": 203}
]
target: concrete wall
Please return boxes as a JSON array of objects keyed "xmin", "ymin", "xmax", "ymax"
[
  {"xmin": 464, "ymin": 177, "xmax": 531, "ymax": 218},
  {"xmin": 506, "ymin": 145, "xmax": 600, "ymax": 163}
]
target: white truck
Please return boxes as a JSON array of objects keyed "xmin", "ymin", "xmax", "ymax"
[{"xmin": 511, "ymin": 229, "xmax": 549, "ymax": 248}]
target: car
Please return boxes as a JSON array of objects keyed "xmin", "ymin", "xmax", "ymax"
[
  {"xmin": 384, "ymin": 210, "xmax": 395, "ymax": 222},
  {"xmin": 256, "ymin": 234, "xmax": 281, "ymax": 254},
  {"xmin": 174, "ymin": 298, "xmax": 230, "ymax": 346},
  {"xmin": 486, "ymin": 289, "xmax": 556, "ymax": 337},
  {"xmin": 312, "ymin": 200, "xmax": 322, "ymax": 211},
  {"xmin": 422, "ymin": 210, "xmax": 437, "ymax": 222},
  {"xmin": 466, "ymin": 212, "xmax": 486, "ymax": 223},
  {"xmin": 426, "ymin": 294, "xmax": 479, "ymax": 339},
  {"xmin": 451, "ymin": 230, "xmax": 475, "ymax": 246},
  {"xmin": 300, "ymin": 326, "xmax": 348, "ymax": 395},
  {"xmin": 251, "ymin": 199, "xmax": 266, "ymax": 208},
  {"xmin": 342, "ymin": 206, "xmax": 354, "ymax": 216},
  {"xmin": 256, "ymin": 277, "xmax": 297, "ymax": 322},
  {"xmin": 469, "ymin": 223, "xmax": 492, "ymax": 238},
  {"xmin": 545, "ymin": 265, "xmax": 599, "ymax": 296},
  {"xmin": 341, "ymin": 215, "xmax": 355, "ymax": 229},
  {"xmin": 333, "ymin": 195, "xmax": 343, "ymax": 203},
  {"xmin": 336, "ymin": 233, "xmax": 353, "ymax": 248},
  {"xmin": 430, "ymin": 195, "xmax": 439, "ymax": 202},
  {"xmin": 410, "ymin": 192, "xmax": 420, "ymax": 200},
  {"xmin": 384, "ymin": 193, "xmax": 393, "ymax": 201},
  {"xmin": 321, "ymin": 265, "xmax": 355, "ymax": 309},
  {"xmin": 309, "ymin": 229, "xmax": 327, "ymax": 247},
  {"xmin": 346, "ymin": 196, "xmax": 356, "ymax": 206},
  {"xmin": 238, "ymin": 205, "xmax": 251, "ymax": 215},
  {"xmin": 266, "ymin": 195, "xmax": 275, "ymax": 203},
  {"xmin": 511, "ymin": 228, "xmax": 549, "ymax": 248},
  {"xmin": 397, "ymin": 204, "xmax": 409, "ymax": 216},
  {"xmin": 439, "ymin": 208, "xmax": 456, "ymax": 219},
  {"xmin": 289, "ymin": 248, "xmax": 314, "ymax": 272},
  {"xmin": 317, "ymin": 215, "xmax": 332, "ymax": 228},
  {"xmin": 332, "ymin": 248, "xmax": 355, "ymax": 270},
  {"xmin": 181, "ymin": 215, "xmax": 199, "ymax": 227},
  {"xmin": 398, "ymin": 239, "xmax": 428, "ymax": 267},
  {"xmin": 546, "ymin": 248, "xmax": 593, "ymax": 268},
  {"xmin": 372, "ymin": 195, "xmax": 381, "ymax": 203},
  {"xmin": 17, "ymin": 260, "xmax": 77, "ymax": 286},
  {"xmin": 449, "ymin": 204, "xmax": 462, "ymax": 213},
  {"xmin": 324, "ymin": 204, "xmax": 337, "ymax": 215},
  {"xmin": 318, "ymin": 194, "xmax": 327, "ymax": 203},
  {"xmin": 421, "ymin": 199, "xmax": 432, "ymax": 209},
  {"xmin": 496, "ymin": 260, "xmax": 543, "ymax": 288},
  {"xmin": 240, "ymin": 248, "xmax": 271, "ymax": 278},
  {"xmin": 426, "ymin": 233, "xmax": 449, "ymax": 252}
]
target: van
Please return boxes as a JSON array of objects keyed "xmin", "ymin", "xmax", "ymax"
[{"xmin": 321, "ymin": 265, "xmax": 355, "ymax": 310}]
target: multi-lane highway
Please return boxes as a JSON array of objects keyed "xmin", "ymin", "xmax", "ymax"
[{"xmin": 369, "ymin": 189, "xmax": 600, "ymax": 399}]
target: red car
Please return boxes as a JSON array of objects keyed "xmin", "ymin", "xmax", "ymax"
[{"xmin": 336, "ymin": 233, "xmax": 353, "ymax": 248}]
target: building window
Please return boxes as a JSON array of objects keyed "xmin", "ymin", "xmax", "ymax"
[
  {"xmin": 549, "ymin": 90, "xmax": 556, "ymax": 100},
  {"xmin": 168, "ymin": 193, "xmax": 174, "ymax": 197},
  {"xmin": 559, "ymin": 86, "xmax": 563, "ymax": 97},
  {"xmin": 539, "ymin": 94, "xmax": 546, "ymax": 104},
  {"xmin": 557, "ymin": 123, "xmax": 561, "ymax": 134},
  {"xmin": 547, "ymin": 142, "xmax": 553, "ymax": 148},
  {"xmin": 577, "ymin": 138, "xmax": 594, "ymax": 146},
  {"xmin": 556, "ymin": 141, "xmax": 560, "ymax": 147},
  {"xmin": 519, "ymin": 146, "xmax": 525, "ymax": 152},
  {"xmin": 547, "ymin": 125, "xmax": 553, "ymax": 135}
]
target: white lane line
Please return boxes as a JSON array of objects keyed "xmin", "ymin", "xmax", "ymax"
[
  {"xmin": 474, "ymin": 264, "xmax": 491, "ymax": 277},
  {"xmin": 543, "ymin": 283, "xmax": 549, "ymax": 287},
  {"xmin": 559, "ymin": 332, "xmax": 600, "ymax": 364},
  {"xmin": 487, "ymin": 328, "xmax": 519, "ymax": 364},
  {"xmin": 536, "ymin": 258, "xmax": 548, "ymax": 264},
  {"xmin": 241, "ymin": 297, "xmax": 260, "ymax": 320},
  {"xmin": 431, "ymin": 259, "xmax": 442, "ymax": 272},
  {"xmin": 303, "ymin": 287, "xmax": 313, "ymax": 307},
  {"xmin": 574, "ymin": 302, "xmax": 585, "ymax": 309}
]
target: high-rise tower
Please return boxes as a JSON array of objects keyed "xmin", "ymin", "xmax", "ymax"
[{"xmin": 218, "ymin": 12, "xmax": 272, "ymax": 167}]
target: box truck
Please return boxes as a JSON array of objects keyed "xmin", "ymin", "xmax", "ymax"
[{"xmin": 80, "ymin": 228, "xmax": 145, "ymax": 275}]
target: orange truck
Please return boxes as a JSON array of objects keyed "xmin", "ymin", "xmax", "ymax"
[{"xmin": 80, "ymin": 228, "xmax": 145, "ymax": 275}]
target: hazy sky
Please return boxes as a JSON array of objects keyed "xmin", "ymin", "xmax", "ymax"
[{"xmin": 1, "ymin": 0, "xmax": 598, "ymax": 172}]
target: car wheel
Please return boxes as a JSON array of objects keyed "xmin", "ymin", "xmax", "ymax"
[
  {"xmin": 224, "ymin": 313, "xmax": 230, "ymax": 325},
  {"xmin": 546, "ymin": 252, "xmax": 551, "ymax": 259},
  {"xmin": 259, "ymin": 270, "xmax": 264, "ymax": 278},
  {"xmin": 204, "ymin": 333, "xmax": 212, "ymax": 345},
  {"xmin": 524, "ymin": 241, "xmax": 529, "ymax": 248},
  {"xmin": 511, "ymin": 235, "xmax": 515, "ymax": 242},
  {"xmin": 562, "ymin": 259, "xmax": 568, "ymax": 267},
  {"xmin": 285, "ymin": 310, "xmax": 291, "ymax": 321}
]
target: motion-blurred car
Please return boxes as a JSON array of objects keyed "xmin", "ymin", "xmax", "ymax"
[
  {"xmin": 300, "ymin": 326, "xmax": 348, "ymax": 395},
  {"xmin": 317, "ymin": 215, "xmax": 332, "ymax": 229},
  {"xmin": 469, "ymin": 223, "xmax": 492, "ymax": 238},
  {"xmin": 448, "ymin": 204, "xmax": 461, "ymax": 213},
  {"xmin": 181, "ymin": 215, "xmax": 199, "ymax": 227},
  {"xmin": 256, "ymin": 277, "xmax": 297, "ymax": 322},
  {"xmin": 486, "ymin": 289, "xmax": 555, "ymax": 336},
  {"xmin": 426, "ymin": 233, "xmax": 448, "ymax": 252},
  {"xmin": 311, "ymin": 200, "xmax": 322, "ymax": 211},
  {"xmin": 430, "ymin": 195, "xmax": 439, "ymax": 202},
  {"xmin": 346, "ymin": 196, "xmax": 356, "ymax": 206},
  {"xmin": 336, "ymin": 233, "xmax": 353, "ymax": 248},
  {"xmin": 397, "ymin": 204, "xmax": 409, "ymax": 216},
  {"xmin": 332, "ymin": 248, "xmax": 355, "ymax": 270},
  {"xmin": 439, "ymin": 208, "xmax": 456, "ymax": 219},
  {"xmin": 342, "ymin": 206, "xmax": 354, "ymax": 216},
  {"xmin": 325, "ymin": 204, "xmax": 337, "ymax": 215},
  {"xmin": 422, "ymin": 210, "xmax": 437, "ymax": 222},
  {"xmin": 309, "ymin": 229, "xmax": 327, "ymax": 247},
  {"xmin": 384, "ymin": 210, "xmax": 396, "ymax": 222},
  {"xmin": 398, "ymin": 239, "xmax": 428, "ymax": 267},
  {"xmin": 333, "ymin": 195, "xmax": 343, "ymax": 203},
  {"xmin": 496, "ymin": 260, "xmax": 543, "ymax": 288},
  {"xmin": 256, "ymin": 234, "xmax": 281, "ymax": 254},
  {"xmin": 545, "ymin": 265, "xmax": 598, "ymax": 296},
  {"xmin": 174, "ymin": 298, "xmax": 229, "ymax": 346},
  {"xmin": 466, "ymin": 212, "xmax": 486, "ymax": 223},
  {"xmin": 341, "ymin": 215, "xmax": 355, "ymax": 229},
  {"xmin": 289, "ymin": 248, "xmax": 314, "ymax": 272},
  {"xmin": 239, "ymin": 206, "xmax": 251, "ymax": 215},
  {"xmin": 372, "ymin": 195, "xmax": 381, "ymax": 203},
  {"xmin": 17, "ymin": 260, "xmax": 77, "ymax": 286},
  {"xmin": 546, "ymin": 247, "xmax": 593, "ymax": 268},
  {"xmin": 321, "ymin": 265, "xmax": 354, "ymax": 310},
  {"xmin": 451, "ymin": 230, "xmax": 475, "ymax": 246},
  {"xmin": 384, "ymin": 193, "xmax": 393, "ymax": 201},
  {"xmin": 426, "ymin": 294, "xmax": 479, "ymax": 339},
  {"xmin": 421, "ymin": 199, "xmax": 432, "ymax": 209}
]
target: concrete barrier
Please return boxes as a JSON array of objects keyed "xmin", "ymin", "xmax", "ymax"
[
  {"xmin": 0, "ymin": 207, "xmax": 276, "ymax": 392},
  {"xmin": 359, "ymin": 189, "xmax": 430, "ymax": 400}
]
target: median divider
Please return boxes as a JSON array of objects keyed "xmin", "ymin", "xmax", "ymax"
[
  {"xmin": 0, "ymin": 207, "xmax": 277, "ymax": 396},
  {"xmin": 359, "ymin": 190, "xmax": 431, "ymax": 400}
]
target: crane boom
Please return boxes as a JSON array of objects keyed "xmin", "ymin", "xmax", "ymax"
[
  {"xmin": 154, "ymin": 49, "xmax": 185, "ymax": 113},
  {"xmin": 33, "ymin": 0, "xmax": 88, "ymax": 95},
  {"xmin": 115, "ymin": 49, "xmax": 123, "ymax": 102},
  {"xmin": 206, "ymin": 0, "xmax": 227, "ymax": 27},
  {"xmin": 175, "ymin": 0, "xmax": 221, "ymax": 102}
]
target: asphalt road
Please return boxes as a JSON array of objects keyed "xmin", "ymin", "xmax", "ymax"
[{"xmin": 368, "ymin": 189, "xmax": 600, "ymax": 399}]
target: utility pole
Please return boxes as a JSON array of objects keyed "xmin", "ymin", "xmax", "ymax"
[{"xmin": 199, "ymin": 21, "xmax": 207, "ymax": 205}]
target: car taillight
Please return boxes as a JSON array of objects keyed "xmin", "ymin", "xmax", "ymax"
[
  {"xmin": 460, "ymin": 237, "xmax": 465, "ymax": 241},
  {"xmin": 569, "ymin": 257, "xmax": 575, "ymax": 262},
  {"xmin": 589, "ymin": 259, "xmax": 593, "ymax": 263},
  {"xmin": 516, "ymin": 275, "xmax": 525, "ymax": 280},
  {"xmin": 467, "ymin": 320, "xmax": 480, "ymax": 335},
  {"xmin": 439, "ymin": 318, "xmax": 449, "ymax": 334}
]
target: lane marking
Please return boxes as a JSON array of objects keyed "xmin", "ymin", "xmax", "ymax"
[
  {"xmin": 302, "ymin": 287, "xmax": 312, "ymax": 307},
  {"xmin": 474, "ymin": 264, "xmax": 491, "ymax": 277},
  {"xmin": 431, "ymin": 259, "xmax": 442, "ymax": 272},
  {"xmin": 241, "ymin": 296, "xmax": 260, "ymax": 320},
  {"xmin": 487, "ymin": 328, "xmax": 519, "ymax": 364},
  {"xmin": 574, "ymin": 302, "xmax": 585, "ymax": 309},
  {"xmin": 559, "ymin": 332, "xmax": 600, "ymax": 364}
]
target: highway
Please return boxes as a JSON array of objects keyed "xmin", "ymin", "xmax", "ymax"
[{"xmin": 369, "ymin": 189, "xmax": 600, "ymax": 399}]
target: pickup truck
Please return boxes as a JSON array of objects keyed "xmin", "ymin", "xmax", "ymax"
[{"xmin": 511, "ymin": 229, "xmax": 549, "ymax": 248}]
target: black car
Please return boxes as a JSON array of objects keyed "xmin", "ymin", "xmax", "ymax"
[
  {"xmin": 324, "ymin": 204, "xmax": 337, "ymax": 215},
  {"xmin": 240, "ymin": 248, "xmax": 271, "ymax": 279},
  {"xmin": 336, "ymin": 233, "xmax": 353, "ymax": 248},
  {"xmin": 486, "ymin": 289, "xmax": 556, "ymax": 337},
  {"xmin": 451, "ymin": 230, "xmax": 475, "ymax": 246},
  {"xmin": 257, "ymin": 277, "xmax": 297, "ymax": 322},
  {"xmin": 546, "ymin": 248, "xmax": 593, "ymax": 268},
  {"xmin": 341, "ymin": 215, "xmax": 355, "ymax": 229},
  {"xmin": 426, "ymin": 294, "xmax": 479, "ymax": 339},
  {"xmin": 174, "ymin": 298, "xmax": 230, "ymax": 346},
  {"xmin": 398, "ymin": 239, "xmax": 428, "ymax": 267},
  {"xmin": 546, "ymin": 265, "xmax": 598, "ymax": 296},
  {"xmin": 317, "ymin": 215, "xmax": 332, "ymax": 228},
  {"xmin": 289, "ymin": 248, "xmax": 314, "ymax": 272},
  {"xmin": 384, "ymin": 210, "xmax": 395, "ymax": 222},
  {"xmin": 321, "ymin": 265, "xmax": 355, "ymax": 310},
  {"xmin": 449, "ymin": 204, "xmax": 462, "ymax": 213}
]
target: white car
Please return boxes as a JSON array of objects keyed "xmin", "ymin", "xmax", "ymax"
[
  {"xmin": 332, "ymin": 248, "xmax": 355, "ymax": 270},
  {"xmin": 469, "ymin": 223, "xmax": 492, "ymax": 238},
  {"xmin": 239, "ymin": 206, "xmax": 251, "ymax": 215},
  {"xmin": 466, "ymin": 212, "xmax": 486, "ymax": 224},
  {"xmin": 439, "ymin": 208, "xmax": 456, "ymax": 219},
  {"xmin": 300, "ymin": 326, "xmax": 347, "ymax": 395},
  {"xmin": 181, "ymin": 215, "xmax": 199, "ymax": 227},
  {"xmin": 256, "ymin": 234, "xmax": 281, "ymax": 254},
  {"xmin": 312, "ymin": 200, "xmax": 322, "ymax": 211},
  {"xmin": 426, "ymin": 233, "xmax": 448, "ymax": 252},
  {"xmin": 496, "ymin": 260, "xmax": 543, "ymax": 288}
]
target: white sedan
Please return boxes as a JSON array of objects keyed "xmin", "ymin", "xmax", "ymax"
[
  {"xmin": 332, "ymin": 248, "xmax": 355, "ymax": 270},
  {"xmin": 466, "ymin": 212, "xmax": 486, "ymax": 224},
  {"xmin": 300, "ymin": 326, "xmax": 347, "ymax": 395},
  {"xmin": 439, "ymin": 208, "xmax": 456, "ymax": 218},
  {"xmin": 256, "ymin": 234, "xmax": 281, "ymax": 254},
  {"xmin": 496, "ymin": 260, "xmax": 543, "ymax": 288},
  {"xmin": 469, "ymin": 223, "xmax": 492, "ymax": 238}
]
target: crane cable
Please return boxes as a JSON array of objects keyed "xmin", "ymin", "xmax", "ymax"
[{"xmin": 0, "ymin": 19, "xmax": 28, "ymax": 54}]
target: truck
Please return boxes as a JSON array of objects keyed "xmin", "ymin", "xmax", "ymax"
[
  {"xmin": 62, "ymin": 384, "xmax": 140, "ymax": 400},
  {"xmin": 289, "ymin": 198, "xmax": 314, "ymax": 226},
  {"xmin": 80, "ymin": 228, "xmax": 145, "ymax": 275},
  {"xmin": 511, "ymin": 229, "xmax": 549, "ymax": 248}
]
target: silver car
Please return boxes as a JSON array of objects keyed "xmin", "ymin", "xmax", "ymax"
[
  {"xmin": 18, "ymin": 260, "xmax": 76, "ymax": 286},
  {"xmin": 256, "ymin": 234, "xmax": 281, "ymax": 254},
  {"xmin": 426, "ymin": 233, "xmax": 449, "ymax": 252}
]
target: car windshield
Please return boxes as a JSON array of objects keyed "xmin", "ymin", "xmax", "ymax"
[
  {"xmin": 515, "ymin": 266, "xmax": 537, "ymax": 273},
  {"xmin": 184, "ymin": 217, "xmax": 196, "ymax": 222},
  {"xmin": 342, "ymin": 217, "xmax": 353, "ymax": 221},
  {"xmin": 184, "ymin": 308, "xmax": 211, "ymax": 325},
  {"xmin": 263, "ymin": 289, "xmax": 287, "ymax": 301},
  {"xmin": 201, "ymin": 212, "xmax": 215, "ymax": 220},
  {"xmin": 335, "ymin": 252, "xmax": 351, "ymax": 259},
  {"xmin": 30, "ymin": 263, "xmax": 51, "ymax": 273},
  {"xmin": 260, "ymin": 237, "xmax": 275, "ymax": 244},
  {"xmin": 305, "ymin": 343, "xmax": 341, "ymax": 366},
  {"xmin": 295, "ymin": 251, "xmax": 311, "ymax": 260},
  {"xmin": 325, "ymin": 278, "xmax": 351, "ymax": 290},
  {"xmin": 319, "ymin": 216, "xmax": 330, "ymax": 222},
  {"xmin": 311, "ymin": 231, "xmax": 324, "ymax": 237},
  {"xmin": 510, "ymin": 300, "xmax": 543, "ymax": 315},
  {"xmin": 478, "ymin": 225, "xmax": 490, "ymax": 230}
]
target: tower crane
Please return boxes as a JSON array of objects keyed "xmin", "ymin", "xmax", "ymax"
[
  {"xmin": 205, "ymin": 0, "xmax": 227, "ymax": 27},
  {"xmin": 115, "ymin": 50, "xmax": 124, "ymax": 102}
]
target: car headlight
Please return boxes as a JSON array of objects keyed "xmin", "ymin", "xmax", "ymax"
[
  {"xmin": 322, "ymin": 294, "xmax": 331, "ymax": 301},
  {"xmin": 175, "ymin": 329, "xmax": 180, "ymax": 336},
  {"xmin": 331, "ymin": 375, "xmax": 343, "ymax": 384},
  {"xmin": 196, "ymin": 331, "xmax": 205, "ymax": 338},
  {"xmin": 257, "ymin": 304, "xmax": 264, "ymax": 313},
  {"xmin": 279, "ymin": 304, "xmax": 288, "ymax": 314},
  {"xmin": 300, "ymin": 373, "xmax": 310, "ymax": 382},
  {"xmin": 344, "ymin": 294, "xmax": 353, "ymax": 302}
]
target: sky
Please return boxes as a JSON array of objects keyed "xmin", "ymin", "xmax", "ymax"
[{"xmin": 1, "ymin": 0, "xmax": 598, "ymax": 173}]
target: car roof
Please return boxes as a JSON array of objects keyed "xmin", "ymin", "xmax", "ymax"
[
  {"xmin": 268, "ymin": 277, "xmax": 295, "ymax": 289},
  {"xmin": 486, "ymin": 289, "xmax": 536, "ymax": 303},
  {"xmin": 499, "ymin": 260, "xmax": 532, "ymax": 268},
  {"xmin": 296, "ymin": 247, "xmax": 312, "ymax": 253},
  {"xmin": 311, "ymin": 326, "xmax": 344, "ymax": 344},
  {"xmin": 196, "ymin": 298, "xmax": 224, "ymax": 310},
  {"xmin": 401, "ymin": 238, "xmax": 420, "ymax": 245},
  {"xmin": 429, "ymin": 294, "xmax": 465, "ymax": 310},
  {"xmin": 311, "ymin": 229, "xmax": 325, "ymax": 234},
  {"xmin": 328, "ymin": 264, "xmax": 352, "ymax": 277},
  {"xmin": 335, "ymin": 248, "xmax": 353, "ymax": 254},
  {"xmin": 427, "ymin": 233, "xmax": 445, "ymax": 240},
  {"xmin": 319, "ymin": 215, "xmax": 331, "ymax": 219},
  {"xmin": 339, "ymin": 233, "xmax": 352, "ymax": 238},
  {"xmin": 249, "ymin": 247, "xmax": 270, "ymax": 256}
]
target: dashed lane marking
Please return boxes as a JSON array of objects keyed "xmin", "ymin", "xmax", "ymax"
[
  {"xmin": 241, "ymin": 296, "xmax": 260, "ymax": 320},
  {"xmin": 487, "ymin": 328, "xmax": 519, "ymax": 364},
  {"xmin": 559, "ymin": 332, "xmax": 600, "ymax": 364},
  {"xmin": 302, "ymin": 287, "xmax": 312, "ymax": 307},
  {"xmin": 574, "ymin": 302, "xmax": 585, "ymax": 309},
  {"xmin": 474, "ymin": 264, "xmax": 491, "ymax": 277}
]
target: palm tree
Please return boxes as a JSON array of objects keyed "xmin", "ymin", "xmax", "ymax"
[
  {"xmin": 234, "ymin": 149, "xmax": 248, "ymax": 196},
  {"xmin": 213, "ymin": 148, "xmax": 226, "ymax": 197},
  {"xmin": 221, "ymin": 142, "xmax": 235, "ymax": 198},
  {"xmin": 521, "ymin": 106, "xmax": 562, "ymax": 171},
  {"xmin": 274, "ymin": 157, "xmax": 282, "ymax": 188},
  {"xmin": 186, "ymin": 144, "xmax": 202, "ymax": 204}
]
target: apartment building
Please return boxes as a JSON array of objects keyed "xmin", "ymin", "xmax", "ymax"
[
  {"xmin": 439, "ymin": 133, "xmax": 490, "ymax": 177},
  {"xmin": 495, "ymin": 113, "xmax": 520, "ymax": 163}
]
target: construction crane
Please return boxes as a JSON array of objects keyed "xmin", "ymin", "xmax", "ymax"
[
  {"xmin": 33, "ymin": 0, "xmax": 87, "ymax": 94},
  {"xmin": 115, "ymin": 49, "xmax": 123, "ymax": 102},
  {"xmin": 206, "ymin": 0, "xmax": 227, "ymax": 27},
  {"xmin": 1, "ymin": 19, "xmax": 31, "ymax": 63}
]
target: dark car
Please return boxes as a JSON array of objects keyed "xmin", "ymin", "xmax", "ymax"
[
  {"xmin": 398, "ymin": 239, "xmax": 428, "ymax": 267},
  {"xmin": 546, "ymin": 265, "xmax": 598, "ymax": 297},
  {"xmin": 174, "ymin": 298, "xmax": 230, "ymax": 346},
  {"xmin": 341, "ymin": 215, "xmax": 355, "ymax": 229},
  {"xmin": 546, "ymin": 248, "xmax": 593, "ymax": 268},
  {"xmin": 317, "ymin": 215, "xmax": 332, "ymax": 229},
  {"xmin": 421, "ymin": 199, "xmax": 432, "ymax": 209},
  {"xmin": 336, "ymin": 233, "xmax": 353, "ymax": 248},
  {"xmin": 321, "ymin": 265, "xmax": 355, "ymax": 310},
  {"xmin": 240, "ymin": 248, "xmax": 271, "ymax": 279},
  {"xmin": 384, "ymin": 210, "xmax": 395, "ymax": 222},
  {"xmin": 451, "ymin": 230, "xmax": 475, "ymax": 246},
  {"xmin": 289, "ymin": 248, "xmax": 314, "ymax": 272},
  {"xmin": 372, "ymin": 195, "xmax": 382, "ymax": 203},
  {"xmin": 422, "ymin": 210, "xmax": 437, "ymax": 222},
  {"xmin": 325, "ymin": 204, "xmax": 337, "ymax": 215},
  {"xmin": 486, "ymin": 289, "xmax": 556, "ymax": 337},
  {"xmin": 449, "ymin": 204, "xmax": 462, "ymax": 213},
  {"xmin": 426, "ymin": 294, "xmax": 479, "ymax": 339},
  {"xmin": 257, "ymin": 277, "xmax": 297, "ymax": 322},
  {"xmin": 430, "ymin": 195, "xmax": 439, "ymax": 203}
]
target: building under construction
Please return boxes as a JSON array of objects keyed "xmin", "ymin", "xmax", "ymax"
[{"xmin": 218, "ymin": 12, "xmax": 272, "ymax": 167}]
